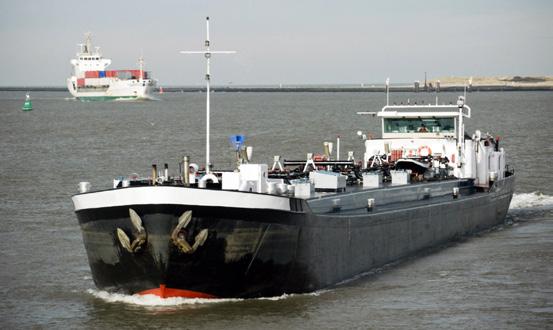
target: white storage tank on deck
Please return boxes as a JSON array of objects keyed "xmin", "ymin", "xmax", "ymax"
[
  {"xmin": 499, "ymin": 148, "xmax": 506, "ymax": 180},
  {"xmin": 463, "ymin": 139, "xmax": 476, "ymax": 179},
  {"xmin": 489, "ymin": 151, "xmax": 501, "ymax": 182}
]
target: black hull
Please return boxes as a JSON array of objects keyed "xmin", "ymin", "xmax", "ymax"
[
  {"xmin": 78, "ymin": 205, "xmax": 305, "ymax": 298},
  {"xmin": 75, "ymin": 176, "xmax": 515, "ymax": 298}
]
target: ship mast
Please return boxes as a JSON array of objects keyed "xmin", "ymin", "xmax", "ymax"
[
  {"xmin": 180, "ymin": 17, "xmax": 236, "ymax": 173},
  {"xmin": 84, "ymin": 32, "xmax": 92, "ymax": 54},
  {"xmin": 139, "ymin": 56, "xmax": 144, "ymax": 81}
]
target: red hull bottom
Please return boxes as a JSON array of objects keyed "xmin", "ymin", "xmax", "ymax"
[{"xmin": 138, "ymin": 284, "xmax": 217, "ymax": 299}]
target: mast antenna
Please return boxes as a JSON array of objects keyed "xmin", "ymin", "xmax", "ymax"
[
  {"xmin": 84, "ymin": 32, "xmax": 92, "ymax": 54},
  {"xmin": 180, "ymin": 17, "xmax": 236, "ymax": 173},
  {"xmin": 138, "ymin": 55, "xmax": 144, "ymax": 81},
  {"xmin": 385, "ymin": 77, "xmax": 390, "ymax": 106}
]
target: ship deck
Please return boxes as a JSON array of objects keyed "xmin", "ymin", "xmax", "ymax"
[{"xmin": 305, "ymin": 177, "xmax": 481, "ymax": 216}]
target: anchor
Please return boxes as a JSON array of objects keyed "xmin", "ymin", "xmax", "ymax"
[
  {"xmin": 116, "ymin": 208, "xmax": 147, "ymax": 253},
  {"xmin": 171, "ymin": 210, "xmax": 208, "ymax": 254}
]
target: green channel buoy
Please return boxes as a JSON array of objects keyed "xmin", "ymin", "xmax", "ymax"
[{"xmin": 22, "ymin": 93, "xmax": 33, "ymax": 111}]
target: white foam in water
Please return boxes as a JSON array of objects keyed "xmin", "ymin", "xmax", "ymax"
[
  {"xmin": 87, "ymin": 289, "xmax": 242, "ymax": 306},
  {"xmin": 509, "ymin": 192, "xmax": 553, "ymax": 210},
  {"xmin": 257, "ymin": 290, "xmax": 325, "ymax": 301},
  {"xmin": 87, "ymin": 289, "xmax": 322, "ymax": 306}
]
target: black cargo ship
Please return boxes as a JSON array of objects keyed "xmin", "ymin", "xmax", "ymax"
[
  {"xmin": 73, "ymin": 94, "xmax": 515, "ymax": 298},
  {"xmin": 74, "ymin": 174, "xmax": 513, "ymax": 298}
]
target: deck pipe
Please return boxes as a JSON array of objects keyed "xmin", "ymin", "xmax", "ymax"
[
  {"xmin": 183, "ymin": 156, "xmax": 190, "ymax": 186},
  {"xmin": 283, "ymin": 160, "xmax": 355, "ymax": 166},
  {"xmin": 151, "ymin": 164, "xmax": 157, "ymax": 185}
]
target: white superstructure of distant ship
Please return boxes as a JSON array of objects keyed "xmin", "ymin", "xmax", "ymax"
[{"xmin": 67, "ymin": 33, "xmax": 156, "ymax": 101}]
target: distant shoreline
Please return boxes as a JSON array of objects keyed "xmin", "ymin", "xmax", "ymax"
[
  {"xmin": 1, "ymin": 85, "xmax": 552, "ymax": 92},
  {"xmin": 3, "ymin": 76, "xmax": 553, "ymax": 93}
]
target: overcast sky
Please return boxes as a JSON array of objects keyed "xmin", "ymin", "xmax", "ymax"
[{"xmin": 1, "ymin": 0, "xmax": 552, "ymax": 86}]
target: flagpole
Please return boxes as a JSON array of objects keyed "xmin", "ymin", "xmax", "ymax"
[
  {"xmin": 180, "ymin": 17, "xmax": 236, "ymax": 174},
  {"xmin": 205, "ymin": 17, "xmax": 211, "ymax": 172},
  {"xmin": 386, "ymin": 77, "xmax": 390, "ymax": 106}
]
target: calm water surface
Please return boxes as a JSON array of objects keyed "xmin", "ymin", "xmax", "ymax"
[{"xmin": 0, "ymin": 91, "xmax": 552, "ymax": 329}]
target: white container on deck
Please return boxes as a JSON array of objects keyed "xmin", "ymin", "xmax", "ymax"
[
  {"xmin": 363, "ymin": 172, "xmax": 383, "ymax": 188},
  {"xmin": 238, "ymin": 164, "xmax": 268, "ymax": 193},
  {"xmin": 222, "ymin": 172, "xmax": 240, "ymax": 190},
  {"xmin": 294, "ymin": 182, "xmax": 313, "ymax": 198},
  {"xmin": 390, "ymin": 170, "xmax": 410, "ymax": 185},
  {"xmin": 309, "ymin": 171, "xmax": 346, "ymax": 191}
]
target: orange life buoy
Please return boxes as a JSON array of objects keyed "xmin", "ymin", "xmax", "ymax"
[{"xmin": 417, "ymin": 146, "xmax": 432, "ymax": 157}]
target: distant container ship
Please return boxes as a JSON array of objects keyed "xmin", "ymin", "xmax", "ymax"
[{"xmin": 67, "ymin": 33, "xmax": 156, "ymax": 101}]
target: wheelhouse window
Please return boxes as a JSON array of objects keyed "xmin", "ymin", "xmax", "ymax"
[{"xmin": 384, "ymin": 118, "xmax": 455, "ymax": 133}]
